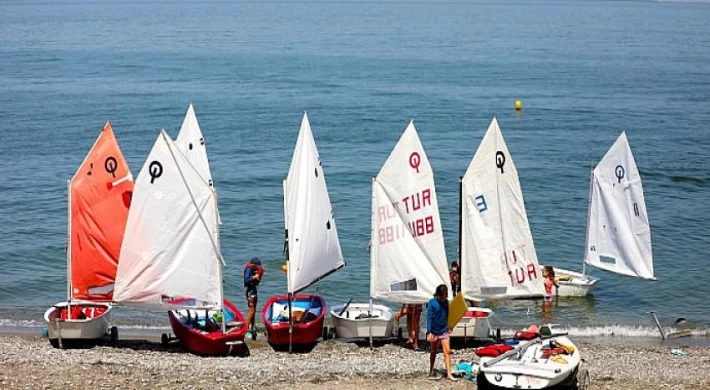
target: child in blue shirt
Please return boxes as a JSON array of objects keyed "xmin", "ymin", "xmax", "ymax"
[{"xmin": 426, "ymin": 284, "xmax": 456, "ymax": 381}]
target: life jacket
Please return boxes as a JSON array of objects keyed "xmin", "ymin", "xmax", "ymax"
[
  {"xmin": 60, "ymin": 306, "xmax": 87, "ymax": 320},
  {"xmin": 243, "ymin": 263, "xmax": 264, "ymax": 287},
  {"xmin": 475, "ymin": 344, "xmax": 513, "ymax": 357},
  {"xmin": 514, "ymin": 330, "xmax": 540, "ymax": 340}
]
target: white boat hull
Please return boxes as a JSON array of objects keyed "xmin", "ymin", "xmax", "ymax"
[
  {"xmin": 542, "ymin": 266, "xmax": 598, "ymax": 297},
  {"xmin": 450, "ymin": 307, "xmax": 493, "ymax": 339},
  {"xmin": 44, "ymin": 302, "xmax": 113, "ymax": 343},
  {"xmin": 330, "ymin": 303, "xmax": 394, "ymax": 339},
  {"xmin": 479, "ymin": 335, "xmax": 581, "ymax": 389}
]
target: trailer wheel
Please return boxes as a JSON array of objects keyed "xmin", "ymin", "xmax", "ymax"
[
  {"xmin": 49, "ymin": 339, "xmax": 60, "ymax": 349},
  {"xmin": 110, "ymin": 326, "xmax": 118, "ymax": 344},
  {"xmin": 161, "ymin": 333, "xmax": 170, "ymax": 347}
]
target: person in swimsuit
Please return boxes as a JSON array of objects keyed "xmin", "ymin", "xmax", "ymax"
[
  {"xmin": 542, "ymin": 266, "xmax": 559, "ymax": 302},
  {"xmin": 426, "ymin": 284, "xmax": 456, "ymax": 381}
]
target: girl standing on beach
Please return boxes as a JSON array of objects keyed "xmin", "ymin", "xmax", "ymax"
[{"xmin": 426, "ymin": 284, "xmax": 456, "ymax": 381}]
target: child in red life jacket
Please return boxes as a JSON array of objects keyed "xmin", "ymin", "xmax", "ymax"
[{"xmin": 244, "ymin": 257, "xmax": 264, "ymax": 336}]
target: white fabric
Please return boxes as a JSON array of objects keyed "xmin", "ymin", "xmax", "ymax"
[
  {"xmin": 460, "ymin": 118, "xmax": 544, "ymax": 300},
  {"xmin": 370, "ymin": 121, "xmax": 450, "ymax": 304},
  {"xmin": 284, "ymin": 113, "xmax": 345, "ymax": 293},
  {"xmin": 585, "ymin": 132, "xmax": 654, "ymax": 279},
  {"xmin": 175, "ymin": 103, "xmax": 222, "ymax": 237},
  {"xmin": 114, "ymin": 130, "xmax": 222, "ymax": 309},
  {"xmin": 175, "ymin": 104, "xmax": 214, "ymax": 188}
]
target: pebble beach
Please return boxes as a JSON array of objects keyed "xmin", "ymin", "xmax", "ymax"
[{"xmin": 0, "ymin": 334, "xmax": 708, "ymax": 389}]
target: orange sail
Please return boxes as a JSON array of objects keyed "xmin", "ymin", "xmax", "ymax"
[{"xmin": 70, "ymin": 122, "xmax": 133, "ymax": 301}]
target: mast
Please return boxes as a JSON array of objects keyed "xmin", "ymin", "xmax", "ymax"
[
  {"xmin": 581, "ymin": 162, "xmax": 594, "ymax": 276},
  {"xmin": 493, "ymin": 126, "xmax": 508, "ymax": 281},
  {"xmin": 215, "ymin": 189, "xmax": 226, "ymax": 334},
  {"xmin": 457, "ymin": 176, "xmax": 463, "ymax": 294},
  {"xmin": 66, "ymin": 179, "xmax": 72, "ymax": 319}
]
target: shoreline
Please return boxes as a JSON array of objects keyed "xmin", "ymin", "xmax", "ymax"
[{"xmin": 0, "ymin": 333, "xmax": 708, "ymax": 389}]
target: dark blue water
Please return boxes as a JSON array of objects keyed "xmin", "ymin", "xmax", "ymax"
[{"xmin": 1, "ymin": 0, "xmax": 709, "ymax": 338}]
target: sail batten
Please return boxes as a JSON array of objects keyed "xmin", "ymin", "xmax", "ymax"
[
  {"xmin": 370, "ymin": 121, "xmax": 450, "ymax": 304},
  {"xmin": 114, "ymin": 130, "xmax": 222, "ymax": 309},
  {"xmin": 460, "ymin": 118, "xmax": 544, "ymax": 301},
  {"xmin": 584, "ymin": 132, "xmax": 654, "ymax": 280},
  {"xmin": 284, "ymin": 113, "xmax": 345, "ymax": 294},
  {"xmin": 69, "ymin": 122, "xmax": 133, "ymax": 302}
]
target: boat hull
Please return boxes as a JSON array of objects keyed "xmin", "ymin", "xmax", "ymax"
[
  {"xmin": 546, "ymin": 267, "xmax": 599, "ymax": 297},
  {"xmin": 450, "ymin": 307, "xmax": 493, "ymax": 339},
  {"xmin": 44, "ymin": 302, "xmax": 112, "ymax": 344},
  {"xmin": 330, "ymin": 303, "xmax": 394, "ymax": 339},
  {"xmin": 262, "ymin": 294, "xmax": 325, "ymax": 347},
  {"xmin": 479, "ymin": 335, "xmax": 581, "ymax": 389},
  {"xmin": 168, "ymin": 298, "xmax": 247, "ymax": 356}
]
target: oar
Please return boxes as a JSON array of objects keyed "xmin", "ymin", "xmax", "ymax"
[{"xmin": 338, "ymin": 298, "xmax": 353, "ymax": 317}]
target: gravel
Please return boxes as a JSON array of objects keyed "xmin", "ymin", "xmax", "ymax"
[{"xmin": 0, "ymin": 335, "xmax": 708, "ymax": 389}]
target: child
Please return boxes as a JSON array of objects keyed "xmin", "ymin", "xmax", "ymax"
[
  {"xmin": 408, "ymin": 303, "xmax": 423, "ymax": 350},
  {"xmin": 542, "ymin": 266, "xmax": 559, "ymax": 302},
  {"xmin": 426, "ymin": 284, "xmax": 456, "ymax": 381}
]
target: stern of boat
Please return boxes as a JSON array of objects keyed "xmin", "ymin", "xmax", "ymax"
[
  {"xmin": 44, "ymin": 302, "xmax": 112, "ymax": 343},
  {"xmin": 330, "ymin": 303, "xmax": 394, "ymax": 339}
]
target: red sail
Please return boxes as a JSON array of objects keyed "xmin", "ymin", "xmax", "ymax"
[{"xmin": 70, "ymin": 122, "xmax": 133, "ymax": 301}]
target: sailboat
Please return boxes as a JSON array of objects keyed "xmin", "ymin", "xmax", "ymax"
[
  {"xmin": 552, "ymin": 132, "xmax": 653, "ymax": 297},
  {"xmin": 113, "ymin": 130, "xmax": 247, "ymax": 356},
  {"xmin": 262, "ymin": 113, "xmax": 345, "ymax": 351},
  {"xmin": 459, "ymin": 117, "xmax": 545, "ymax": 302},
  {"xmin": 44, "ymin": 122, "xmax": 134, "ymax": 348},
  {"xmin": 331, "ymin": 121, "xmax": 451, "ymax": 343}
]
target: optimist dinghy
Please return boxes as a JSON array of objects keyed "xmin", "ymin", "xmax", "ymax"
[
  {"xmin": 332, "ymin": 121, "xmax": 451, "ymax": 344},
  {"xmin": 459, "ymin": 118, "xmax": 545, "ymax": 302},
  {"xmin": 549, "ymin": 132, "xmax": 653, "ymax": 297},
  {"xmin": 262, "ymin": 113, "xmax": 345, "ymax": 351},
  {"xmin": 114, "ymin": 129, "xmax": 247, "ymax": 356},
  {"xmin": 476, "ymin": 325, "xmax": 589, "ymax": 390},
  {"xmin": 44, "ymin": 122, "xmax": 133, "ymax": 348}
]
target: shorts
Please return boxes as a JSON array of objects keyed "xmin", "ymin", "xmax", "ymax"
[
  {"xmin": 246, "ymin": 288, "xmax": 258, "ymax": 307},
  {"xmin": 431, "ymin": 331, "xmax": 450, "ymax": 341}
]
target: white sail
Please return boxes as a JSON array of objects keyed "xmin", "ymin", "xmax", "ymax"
[
  {"xmin": 585, "ymin": 132, "xmax": 653, "ymax": 279},
  {"xmin": 175, "ymin": 103, "xmax": 214, "ymax": 188},
  {"xmin": 370, "ymin": 121, "xmax": 450, "ymax": 304},
  {"xmin": 460, "ymin": 118, "xmax": 544, "ymax": 300},
  {"xmin": 284, "ymin": 113, "xmax": 345, "ymax": 294},
  {"xmin": 114, "ymin": 130, "xmax": 222, "ymax": 309}
]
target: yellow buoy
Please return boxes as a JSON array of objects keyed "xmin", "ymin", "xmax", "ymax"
[
  {"xmin": 515, "ymin": 100, "xmax": 523, "ymax": 111},
  {"xmin": 281, "ymin": 263, "xmax": 288, "ymax": 273}
]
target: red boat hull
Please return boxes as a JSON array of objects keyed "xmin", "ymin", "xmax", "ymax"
[
  {"xmin": 262, "ymin": 294, "xmax": 326, "ymax": 347},
  {"xmin": 168, "ymin": 299, "xmax": 247, "ymax": 356}
]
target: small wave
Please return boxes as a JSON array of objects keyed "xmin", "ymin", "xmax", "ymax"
[
  {"xmin": 669, "ymin": 175, "xmax": 710, "ymax": 186},
  {"xmin": 499, "ymin": 324, "xmax": 710, "ymax": 338},
  {"xmin": 0, "ymin": 319, "xmax": 43, "ymax": 328}
]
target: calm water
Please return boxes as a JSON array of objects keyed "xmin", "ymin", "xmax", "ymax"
[{"xmin": 1, "ymin": 0, "xmax": 709, "ymax": 338}]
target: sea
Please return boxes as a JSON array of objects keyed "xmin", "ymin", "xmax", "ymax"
[{"xmin": 1, "ymin": 0, "xmax": 709, "ymax": 343}]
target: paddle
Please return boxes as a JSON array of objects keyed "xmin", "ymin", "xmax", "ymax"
[{"xmin": 338, "ymin": 298, "xmax": 353, "ymax": 317}]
